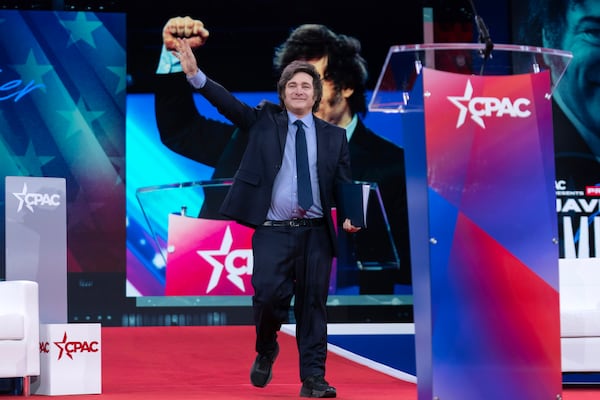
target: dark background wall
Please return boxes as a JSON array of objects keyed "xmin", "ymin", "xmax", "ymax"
[
  {"xmin": 125, "ymin": 0, "xmax": 424, "ymax": 93},
  {"xmin": 124, "ymin": 0, "xmax": 511, "ymax": 94}
]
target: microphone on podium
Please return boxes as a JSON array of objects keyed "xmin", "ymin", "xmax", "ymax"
[{"xmin": 467, "ymin": 0, "xmax": 494, "ymax": 72}]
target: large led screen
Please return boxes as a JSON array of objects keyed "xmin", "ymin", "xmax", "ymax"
[{"xmin": 0, "ymin": 10, "xmax": 126, "ymax": 277}]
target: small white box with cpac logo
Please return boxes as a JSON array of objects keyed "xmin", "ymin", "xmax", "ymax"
[{"xmin": 33, "ymin": 323, "xmax": 102, "ymax": 395}]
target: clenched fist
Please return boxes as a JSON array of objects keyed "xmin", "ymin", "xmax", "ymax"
[{"xmin": 163, "ymin": 16, "xmax": 209, "ymax": 50}]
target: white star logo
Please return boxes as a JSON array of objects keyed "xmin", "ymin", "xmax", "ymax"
[
  {"xmin": 447, "ymin": 80, "xmax": 485, "ymax": 129},
  {"xmin": 197, "ymin": 226, "xmax": 253, "ymax": 293},
  {"xmin": 12, "ymin": 183, "xmax": 33, "ymax": 212}
]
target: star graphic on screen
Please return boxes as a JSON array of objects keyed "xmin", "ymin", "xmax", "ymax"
[
  {"xmin": 13, "ymin": 141, "xmax": 55, "ymax": 177},
  {"xmin": 197, "ymin": 226, "xmax": 251, "ymax": 293},
  {"xmin": 107, "ymin": 66, "xmax": 127, "ymax": 94},
  {"xmin": 57, "ymin": 97, "xmax": 105, "ymax": 138},
  {"xmin": 60, "ymin": 12, "xmax": 103, "ymax": 48},
  {"xmin": 66, "ymin": 191, "xmax": 104, "ymax": 231},
  {"xmin": 197, "ymin": 227, "xmax": 233, "ymax": 293},
  {"xmin": 8, "ymin": 51, "xmax": 51, "ymax": 93}
]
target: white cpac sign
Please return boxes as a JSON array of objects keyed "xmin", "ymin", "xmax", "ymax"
[
  {"xmin": 447, "ymin": 80, "xmax": 532, "ymax": 128},
  {"xmin": 12, "ymin": 182, "xmax": 61, "ymax": 212}
]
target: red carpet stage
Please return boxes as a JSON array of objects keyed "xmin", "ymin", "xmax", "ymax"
[{"xmin": 5, "ymin": 326, "xmax": 599, "ymax": 399}]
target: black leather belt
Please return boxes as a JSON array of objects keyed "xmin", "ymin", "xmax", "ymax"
[{"xmin": 262, "ymin": 218, "xmax": 324, "ymax": 227}]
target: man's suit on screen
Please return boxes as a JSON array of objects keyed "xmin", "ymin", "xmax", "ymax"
[{"xmin": 155, "ymin": 72, "xmax": 412, "ymax": 288}]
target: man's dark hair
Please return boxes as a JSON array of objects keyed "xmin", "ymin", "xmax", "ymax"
[
  {"xmin": 273, "ymin": 24, "xmax": 369, "ymax": 117},
  {"xmin": 277, "ymin": 60, "xmax": 323, "ymax": 113},
  {"xmin": 519, "ymin": 0, "xmax": 583, "ymax": 48}
]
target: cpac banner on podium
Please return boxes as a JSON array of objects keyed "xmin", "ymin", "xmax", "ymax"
[
  {"xmin": 367, "ymin": 42, "xmax": 571, "ymax": 398},
  {"xmin": 412, "ymin": 67, "xmax": 561, "ymax": 400}
]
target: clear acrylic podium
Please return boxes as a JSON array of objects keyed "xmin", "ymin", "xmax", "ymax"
[
  {"xmin": 369, "ymin": 43, "xmax": 572, "ymax": 400},
  {"xmin": 135, "ymin": 178, "xmax": 399, "ymax": 296}
]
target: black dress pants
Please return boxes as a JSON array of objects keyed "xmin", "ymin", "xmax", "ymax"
[{"xmin": 251, "ymin": 223, "xmax": 332, "ymax": 380}]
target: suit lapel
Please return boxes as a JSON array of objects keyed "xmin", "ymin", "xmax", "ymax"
[
  {"xmin": 274, "ymin": 112, "xmax": 288, "ymax": 157},
  {"xmin": 315, "ymin": 119, "xmax": 332, "ymax": 195}
]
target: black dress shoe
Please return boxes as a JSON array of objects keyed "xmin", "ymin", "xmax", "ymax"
[
  {"xmin": 250, "ymin": 343, "xmax": 279, "ymax": 388},
  {"xmin": 300, "ymin": 375, "xmax": 337, "ymax": 398}
]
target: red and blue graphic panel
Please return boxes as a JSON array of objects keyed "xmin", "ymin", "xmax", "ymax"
[{"xmin": 408, "ymin": 68, "xmax": 561, "ymax": 400}]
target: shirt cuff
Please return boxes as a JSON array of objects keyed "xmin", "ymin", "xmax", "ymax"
[
  {"xmin": 156, "ymin": 44, "xmax": 183, "ymax": 74},
  {"xmin": 187, "ymin": 69, "xmax": 206, "ymax": 89}
]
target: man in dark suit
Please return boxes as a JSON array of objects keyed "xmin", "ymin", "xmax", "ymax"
[
  {"xmin": 155, "ymin": 17, "xmax": 412, "ymax": 293},
  {"xmin": 518, "ymin": 0, "xmax": 600, "ymax": 258},
  {"xmin": 171, "ymin": 29, "xmax": 360, "ymax": 397}
]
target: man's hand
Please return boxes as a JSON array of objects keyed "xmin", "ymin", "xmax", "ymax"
[
  {"xmin": 173, "ymin": 38, "xmax": 200, "ymax": 78},
  {"xmin": 342, "ymin": 218, "xmax": 361, "ymax": 233},
  {"xmin": 163, "ymin": 16, "xmax": 209, "ymax": 50}
]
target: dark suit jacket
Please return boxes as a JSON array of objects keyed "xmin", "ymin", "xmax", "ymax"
[
  {"xmin": 155, "ymin": 72, "xmax": 412, "ymax": 282},
  {"xmin": 156, "ymin": 73, "xmax": 351, "ymax": 255},
  {"xmin": 347, "ymin": 118, "xmax": 411, "ymax": 282},
  {"xmin": 553, "ymin": 100, "xmax": 600, "ymax": 187}
]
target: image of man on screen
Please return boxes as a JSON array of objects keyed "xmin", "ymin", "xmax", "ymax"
[
  {"xmin": 155, "ymin": 16, "xmax": 412, "ymax": 292},
  {"xmin": 517, "ymin": 0, "xmax": 600, "ymax": 258}
]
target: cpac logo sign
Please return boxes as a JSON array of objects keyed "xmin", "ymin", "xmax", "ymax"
[
  {"xmin": 12, "ymin": 183, "xmax": 61, "ymax": 213},
  {"xmin": 197, "ymin": 225, "xmax": 253, "ymax": 293},
  {"xmin": 44, "ymin": 332, "xmax": 100, "ymax": 360},
  {"xmin": 448, "ymin": 80, "xmax": 532, "ymax": 128},
  {"xmin": 40, "ymin": 341, "xmax": 50, "ymax": 353}
]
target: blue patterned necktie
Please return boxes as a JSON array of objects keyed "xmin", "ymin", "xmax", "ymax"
[{"xmin": 294, "ymin": 120, "xmax": 313, "ymax": 210}]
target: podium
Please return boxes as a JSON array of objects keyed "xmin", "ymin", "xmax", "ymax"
[
  {"xmin": 369, "ymin": 43, "xmax": 572, "ymax": 399},
  {"xmin": 133, "ymin": 178, "xmax": 400, "ymax": 296},
  {"xmin": 133, "ymin": 179, "xmax": 255, "ymax": 296}
]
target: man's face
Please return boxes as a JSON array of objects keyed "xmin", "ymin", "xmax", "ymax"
[
  {"xmin": 553, "ymin": 0, "xmax": 600, "ymax": 135},
  {"xmin": 283, "ymin": 71, "xmax": 316, "ymax": 116},
  {"xmin": 307, "ymin": 57, "xmax": 353, "ymax": 127}
]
